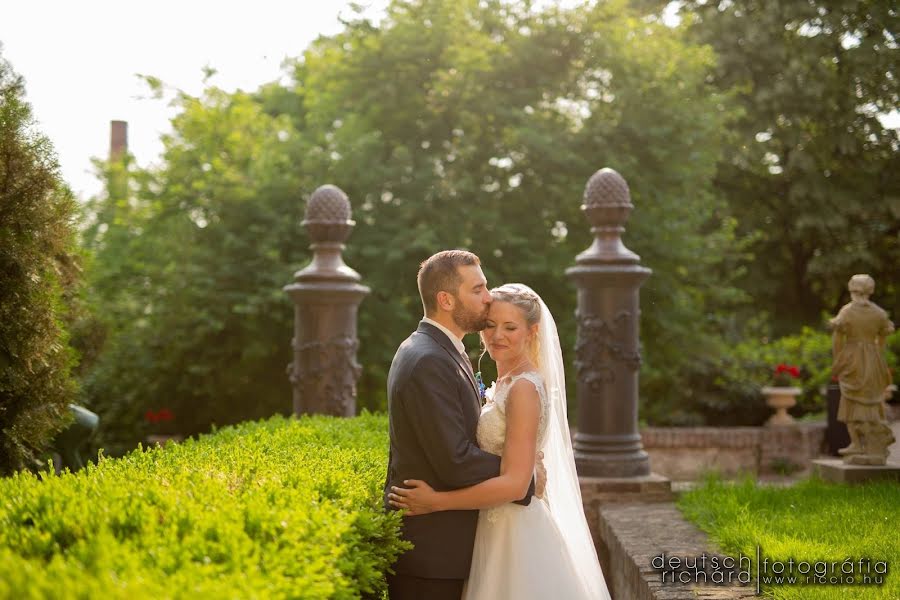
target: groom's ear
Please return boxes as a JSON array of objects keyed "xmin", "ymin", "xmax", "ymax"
[{"xmin": 436, "ymin": 290, "xmax": 455, "ymax": 312}]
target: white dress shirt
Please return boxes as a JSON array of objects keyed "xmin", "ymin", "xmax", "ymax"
[{"xmin": 422, "ymin": 316, "xmax": 467, "ymax": 357}]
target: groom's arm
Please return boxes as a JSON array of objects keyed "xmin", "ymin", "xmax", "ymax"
[{"xmin": 401, "ymin": 355, "xmax": 503, "ymax": 490}]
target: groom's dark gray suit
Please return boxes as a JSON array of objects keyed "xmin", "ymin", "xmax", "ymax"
[{"xmin": 383, "ymin": 321, "xmax": 534, "ymax": 598}]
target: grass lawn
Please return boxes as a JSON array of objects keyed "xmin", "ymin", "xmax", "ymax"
[{"xmin": 678, "ymin": 475, "xmax": 899, "ymax": 599}]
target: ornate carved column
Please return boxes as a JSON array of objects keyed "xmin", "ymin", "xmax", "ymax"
[
  {"xmin": 567, "ymin": 168, "xmax": 651, "ymax": 477},
  {"xmin": 284, "ymin": 184, "xmax": 370, "ymax": 417}
]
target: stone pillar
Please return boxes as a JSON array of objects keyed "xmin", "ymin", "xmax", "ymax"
[
  {"xmin": 567, "ymin": 168, "xmax": 651, "ymax": 477},
  {"xmin": 284, "ymin": 184, "xmax": 370, "ymax": 417}
]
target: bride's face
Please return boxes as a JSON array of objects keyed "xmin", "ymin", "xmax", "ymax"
[{"xmin": 481, "ymin": 301, "xmax": 534, "ymax": 363}]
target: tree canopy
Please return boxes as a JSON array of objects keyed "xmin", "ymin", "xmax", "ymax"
[
  {"xmin": 79, "ymin": 0, "xmax": 750, "ymax": 442},
  {"xmin": 664, "ymin": 0, "xmax": 900, "ymax": 332}
]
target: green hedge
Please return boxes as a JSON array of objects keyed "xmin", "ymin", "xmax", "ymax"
[{"xmin": 0, "ymin": 413, "xmax": 407, "ymax": 599}]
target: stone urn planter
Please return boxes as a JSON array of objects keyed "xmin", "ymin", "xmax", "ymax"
[{"xmin": 762, "ymin": 386, "xmax": 802, "ymax": 426}]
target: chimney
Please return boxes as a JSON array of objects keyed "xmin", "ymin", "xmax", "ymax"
[{"xmin": 110, "ymin": 120, "xmax": 128, "ymax": 161}]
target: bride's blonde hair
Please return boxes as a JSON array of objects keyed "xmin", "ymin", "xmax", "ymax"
[{"xmin": 489, "ymin": 284, "xmax": 542, "ymax": 367}]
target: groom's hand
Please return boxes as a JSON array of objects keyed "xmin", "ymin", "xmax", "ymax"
[{"xmin": 535, "ymin": 451, "xmax": 547, "ymax": 499}]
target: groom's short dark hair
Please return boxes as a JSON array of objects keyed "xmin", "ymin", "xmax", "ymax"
[{"xmin": 418, "ymin": 250, "xmax": 481, "ymax": 315}]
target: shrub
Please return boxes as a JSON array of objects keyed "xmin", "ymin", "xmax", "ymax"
[
  {"xmin": 721, "ymin": 326, "xmax": 900, "ymax": 420},
  {"xmin": 719, "ymin": 327, "xmax": 835, "ymax": 420},
  {"xmin": 645, "ymin": 325, "xmax": 899, "ymax": 426},
  {"xmin": 0, "ymin": 413, "xmax": 407, "ymax": 599},
  {"xmin": 0, "ymin": 51, "xmax": 79, "ymax": 475}
]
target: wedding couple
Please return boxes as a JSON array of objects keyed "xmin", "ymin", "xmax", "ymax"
[{"xmin": 383, "ymin": 250, "xmax": 612, "ymax": 600}]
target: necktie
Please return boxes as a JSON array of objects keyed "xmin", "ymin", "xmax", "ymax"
[
  {"xmin": 460, "ymin": 348, "xmax": 474, "ymax": 376},
  {"xmin": 460, "ymin": 349, "xmax": 481, "ymax": 408}
]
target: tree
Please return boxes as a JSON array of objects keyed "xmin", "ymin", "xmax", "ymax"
[
  {"xmin": 276, "ymin": 0, "xmax": 749, "ymax": 423},
  {"xmin": 665, "ymin": 0, "xmax": 900, "ymax": 333},
  {"xmin": 0, "ymin": 51, "xmax": 79, "ymax": 474},
  {"xmin": 79, "ymin": 87, "xmax": 310, "ymax": 450},
  {"xmin": 81, "ymin": 0, "xmax": 751, "ymax": 440}
]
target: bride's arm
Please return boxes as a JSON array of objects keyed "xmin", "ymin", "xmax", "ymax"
[{"xmin": 389, "ymin": 379, "xmax": 539, "ymax": 514}]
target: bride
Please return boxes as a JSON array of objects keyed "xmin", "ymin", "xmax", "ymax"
[{"xmin": 389, "ymin": 283, "xmax": 612, "ymax": 600}]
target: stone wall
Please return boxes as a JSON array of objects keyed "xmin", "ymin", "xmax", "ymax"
[
  {"xmin": 640, "ymin": 423, "xmax": 827, "ymax": 480},
  {"xmin": 598, "ymin": 503, "xmax": 757, "ymax": 600}
]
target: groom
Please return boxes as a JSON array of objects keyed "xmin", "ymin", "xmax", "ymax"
[{"xmin": 383, "ymin": 250, "xmax": 535, "ymax": 600}]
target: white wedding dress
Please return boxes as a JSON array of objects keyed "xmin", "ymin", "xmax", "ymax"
[{"xmin": 463, "ymin": 371, "xmax": 612, "ymax": 600}]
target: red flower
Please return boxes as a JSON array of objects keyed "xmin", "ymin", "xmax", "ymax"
[
  {"xmin": 144, "ymin": 408, "xmax": 175, "ymax": 423},
  {"xmin": 773, "ymin": 364, "xmax": 801, "ymax": 382}
]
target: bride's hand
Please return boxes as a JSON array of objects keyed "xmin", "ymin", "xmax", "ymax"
[
  {"xmin": 535, "ymin": 450, "xmax": 547, "ymax": 499},
  {"xmin": 388, "ymin": 480, "xmax": 440, "ymax": 516}
]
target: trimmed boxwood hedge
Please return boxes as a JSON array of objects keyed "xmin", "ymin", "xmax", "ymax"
[{"xmin": 0, "ymin": 412, "xmax": 408, "ymax": 599}]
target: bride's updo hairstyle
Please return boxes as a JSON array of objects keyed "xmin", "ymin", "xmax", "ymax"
[{"xmin": 490, "ymin": 284, "xmax": 542, "ymax": 366}]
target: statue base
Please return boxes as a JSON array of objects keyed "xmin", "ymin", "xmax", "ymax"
[{"xmin": 812, "ymin": 458, "xmax": 900, "ymax": 484}]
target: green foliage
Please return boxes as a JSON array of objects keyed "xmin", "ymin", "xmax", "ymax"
[
  {"xmin": 719, "ymin": 326, "xmax": 835, "ymax": 424},
  {"xmin": 679, "ymin": 475, "xmax": 900, "ymax": 599},
  {"xmin": 0, "ymin": 50, "xmax": 79, "ymax": 475},
  {"xmin": 292, "ymin": 0, "xmax": 748, "ymax": 422},
  {"xmin": 0, "ymin": 412, "xmax": 407, "ymax": 599},
  {"xmin": 78, "ymin": 89, "xmax": 311, "ymax": 451},
  {"xmin": 667, "ymin": 0, "xmax": 900, "ymax": 333},
  {"xmin": 653, "ymin": 323, "xmax": 899, "ymax": 426},
  {"xmin": 78, "ymin": 0, "xmax": 748, "ymax": 439}
]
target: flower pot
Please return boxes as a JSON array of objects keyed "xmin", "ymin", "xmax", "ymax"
[
  {"xmin": 146, "ymin": 434, "xmax": 183, "ymax": 447},
  {"xmin": 762, "ymin": 386, "xmax": 802, "ymax": 426}
]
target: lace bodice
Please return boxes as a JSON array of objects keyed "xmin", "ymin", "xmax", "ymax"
[{"xmin": 477, "ymin": 371, "xmax": 551, "ymax": 456}]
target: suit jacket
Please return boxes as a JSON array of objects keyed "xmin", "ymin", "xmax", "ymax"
[{"xmin": 383, "ymin": 321, "xmax": 534, "ymax": 579}]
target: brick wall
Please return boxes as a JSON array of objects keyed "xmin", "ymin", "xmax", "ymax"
[{"xmin": 640, "ymin": 423, "xmax": 827, "ymax": 480}]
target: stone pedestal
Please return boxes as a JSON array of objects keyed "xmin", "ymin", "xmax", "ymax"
[
  {"xmin": 567, "ymin": 168, "xmax": 652, "ymax": 477},
  {"xmin": 284, "ymin": 184, "xmax": 370, "ymax": 417},
  {"xmin": 812, "ymin": 458, "xmax": 900, "ymax": 483}
]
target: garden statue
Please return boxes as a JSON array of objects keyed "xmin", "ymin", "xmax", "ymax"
[{"xmin": 829, "ymin": 274, "xmax": 896, "ymax": 465}]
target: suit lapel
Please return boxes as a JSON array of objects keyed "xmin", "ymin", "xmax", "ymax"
[{"xmin": 417, "ymin": 322, "xmax": 480, "ymax": 400}]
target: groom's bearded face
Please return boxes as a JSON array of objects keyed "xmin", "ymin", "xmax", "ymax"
[
  {"xmin": 452, "ymin": 299, "xmax": 490, "ymax": 333},
  {"xmin": 450, "ymin": 265, "xmax": 492, "ymax": 333}
]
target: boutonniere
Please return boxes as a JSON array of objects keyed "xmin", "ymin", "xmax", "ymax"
[{"xmin": 475, "ymin": 371, "xmax": 487, "ymax": 402}]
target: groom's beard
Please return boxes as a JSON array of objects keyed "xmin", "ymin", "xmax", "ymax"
[{"xmin": 452, "ymin": 301, "xmax": 490, "ymax": 333}]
